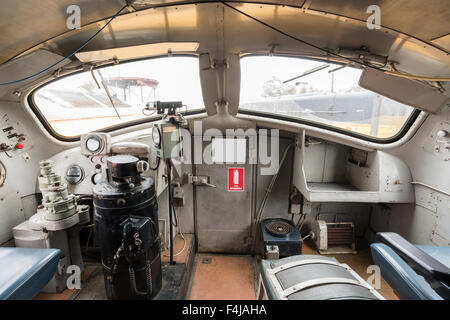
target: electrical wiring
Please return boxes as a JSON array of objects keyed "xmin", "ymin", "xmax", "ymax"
[
  {"xmin": 302, "ymin": 232, "xmax": 312, "ymax": 241},
  {"xmin": 0, "ymin": 4, "xmax": 128, "ymax": 86},
  {"xmin": 218, "ymin": 1, "xmax": 384, "ymax": 69},
  {"xmin": 163, "ymin": 204, "xmax": 187, "ymax": 257},
  {"xmin": 251, "ymin": 142, "xmax": 294, "ymax": 251},
  {"xmin": 383, "ymin": 70, "xmax": 450, "ymax": 82},
  {"xmin": 296, "ymin": 213, "xmax": 307, "ymax": 231},
  {"xmin": 254, "ymin": 142, "xmax": 294, "ymax": 225},
  {"xmin": 218, "ymin": 1, "xmax": 450, "ymax": 82},
  {"xmin": 2, "ymin": 1, "xmax": 447, "ymax": 87}
]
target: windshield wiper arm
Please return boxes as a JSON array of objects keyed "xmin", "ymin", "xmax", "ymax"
[
  {"xmin": 90, "ymin": 65, "xmax": 101, "ymax": 89},
  {"xmin": 283, "ymin": 63, "xmax": 330, "ymax": 84},
  {"xmin": 96, "ymin": 69, "xmax": 121, "ymax": 120}
]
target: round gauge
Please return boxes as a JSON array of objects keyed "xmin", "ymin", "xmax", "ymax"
[
  {"xmin": 65, "ymin": 165, "xmax": 84, "ymax": 185},
  {"xmin": 0, "ymin": 161, "xmax": 6, "ymax": 187},
  {"xmin": 91, "ymin": 173, "xmax": 105, "ymax": 185},
  {"xmin": 152, "ymin": 126, "xmax": 161, "ymax": 146},
  {"xmin": 86, "ymin": 137, "xmax": 101, "ymax": 152},
  {"xmin": 149, "ymin": 150, "xmax": 160, "ymax": 171}
]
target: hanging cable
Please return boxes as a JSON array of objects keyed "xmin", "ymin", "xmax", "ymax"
[
  {"xmin": 163, "ymin": 181, "xmax": 186, "ymax": 258},
  {"xmin": 302, "ymin": 232, "xmax": 313, "ymax": 241},
  {"xmin": 166, "ymin": 159, "xmax": 176, "ymax": 265},
  {"xmin": 383, "ymin": 70, "xmax": 450, "ymax": 82},
  {"xmin": 254, "ymin": 142, "xmax": 294, "ymax": 226},
  {"xmin": 251, "ymin": 142, "xmax": 294, "ymax": 251},
  {"xmin": 0, "ymin": 4, "xmax": 128, "ymax": 86},
  {"xmin": 218, "ymin": 1, "xmax": 450, "ymax": 82},
  {"xmin": 163, "ymin": 204, "xmax": 187, "ymax": 258}
]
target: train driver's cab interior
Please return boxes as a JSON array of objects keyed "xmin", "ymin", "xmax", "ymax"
[{"xmin": 0, "ymin": 0, "xmax": 449, "ymax": 306}]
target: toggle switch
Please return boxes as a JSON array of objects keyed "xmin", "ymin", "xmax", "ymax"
[{"xmin": 437, "ymin": 130, "xmax": 448, "ymax": 138}]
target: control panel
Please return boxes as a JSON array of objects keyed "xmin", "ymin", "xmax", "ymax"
[
  {"xmin": 0, "ymin": 113, "xmax": 32, "ymax": 159},
  {"xmin": 423, "ymin": 121, "xmax": 450, "ymax": 161}
]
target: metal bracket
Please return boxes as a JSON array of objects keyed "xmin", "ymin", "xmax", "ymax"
[
  {"xmin": 172, "ymin": 184, "xmax": 185, "ymax": 207},
  {"xmin": 201, "ymin": 59, "xmax": 229, "ymax": 71},
  {"xmin": 186, "ymin": 173, "xmax": 216, "ymax": 188}
]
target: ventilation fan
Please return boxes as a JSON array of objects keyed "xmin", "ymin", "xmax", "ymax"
[{"xmin": 260, "ymin": 218, "xmax": 302, "ymax": 258}]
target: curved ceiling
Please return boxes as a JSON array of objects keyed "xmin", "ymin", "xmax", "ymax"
[
  {"xmin": 1, "ymin": 0, "xmax": 449, "ymax": 64},
  {"xmin": 0, "ymin": 0, "xmax": 449, "ymax": 87}
]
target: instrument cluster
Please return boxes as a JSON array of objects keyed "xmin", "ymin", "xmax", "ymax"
[{"xmin": 54, "ymin": 132, "xmax": 159, "ymax": 195}]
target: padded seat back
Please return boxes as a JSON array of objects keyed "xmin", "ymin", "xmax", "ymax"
[
  {"xmin": 0, "ymin": 247, "xmax": 61, "ymax": 300},
  {"xmin": 260, "ymin": 255, "xmax": 383, "ymax": 300},
  {"xmin": 370, "ymin": 243, "xmax": 450, "ymax": 300}
]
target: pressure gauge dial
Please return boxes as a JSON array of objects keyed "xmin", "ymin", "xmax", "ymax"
[
  {"xmin": 152, "ymin": 127, "xmax": 161, "ymax": 146},
  {"xmin": 86, "ymin": 137, "xmax": 101, "ymax": 152},
  {"xmin": 149, "ymin": 149, "xmax": 160, "ymax": 171},
  {"xmin": 65, "ymin": 165, "xmax": 84, "ymax": 185}
]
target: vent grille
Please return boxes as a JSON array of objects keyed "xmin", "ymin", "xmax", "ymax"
[{"xmin": 327, "ymin": 223, "xmax": 354, "ymax": 246}]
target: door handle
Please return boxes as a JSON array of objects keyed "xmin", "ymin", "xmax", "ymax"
[{"xmin": 186, "ymin": 173, "xmax": 216, "ymax": 188}]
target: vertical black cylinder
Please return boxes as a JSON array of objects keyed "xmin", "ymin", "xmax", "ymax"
[
  {"xmin": 167, "ymin": 159, "xmax": 175, "ymax": 265},
  {"xmin": 93, "ymin": 155, "xmax": 162, "ymax": 299}
]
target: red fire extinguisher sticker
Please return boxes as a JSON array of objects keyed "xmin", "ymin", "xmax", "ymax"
[{"xmin": 228, "ymin": 167, "xmax": 244, "ymax": 192}]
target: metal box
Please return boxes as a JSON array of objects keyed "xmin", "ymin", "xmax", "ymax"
[
  {"xmin": 12, "ymin": 220, "xmax": 70, "ymax": 293},
  {"xmin": 151, "ymin": 121, "xmax": 182, "ymax": 159},
  {"xmin": 261, "ymin": 218, "xmax": 302, "ymax": 258}
]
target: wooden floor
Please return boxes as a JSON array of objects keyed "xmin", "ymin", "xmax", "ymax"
[
  {"xmin": 302, "ymin": 239, "xmax": 399, "ymax": 300},
  {"xmin": 188, "ymin": 254, "xmax": 257, "ymax": 300}
]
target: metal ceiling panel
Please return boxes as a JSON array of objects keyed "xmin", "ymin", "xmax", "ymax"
[
  {"xmin": 308, "ymin": 0, "xmax": 450, "ymax": 41},
  {"xmin": 0, "ymin": 0, "xmax": 125, "ymax": 63},
  {"xmin": 1, "ymin": 0, "xmax": 449, "ymax": 66},
  {"xmin": 0, "ymin": 1, "xmax": 449, "ymax": 91}
]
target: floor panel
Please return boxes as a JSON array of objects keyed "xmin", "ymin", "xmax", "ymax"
[{"xmin": 188, "ymin": 254, "xmax": 256, "ymax": 300}]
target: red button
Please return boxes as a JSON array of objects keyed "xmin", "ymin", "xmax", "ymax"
[{"xmin": 16, "ymin": 143, "xmax": 24, "ymax": 149}]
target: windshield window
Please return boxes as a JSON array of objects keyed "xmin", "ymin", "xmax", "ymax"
[
  {"xmin": 239, "ymin": 56, "xmax": 415, "ymax": 139},
  {"xmin": 32, "ymin": 56, "xmax": 204, "ymax": 137}
]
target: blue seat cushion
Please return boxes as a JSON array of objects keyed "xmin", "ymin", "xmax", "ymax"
[
  {"xmin": 370, "ymin": 243, "xmax": 450, "ymax": 300},
  {"xmin": 0, "ymin": 247, "xmax": 61, "ymax": 300}
]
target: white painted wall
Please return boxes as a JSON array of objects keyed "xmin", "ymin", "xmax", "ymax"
[{"xmin": 368, "ymin": 106, "xmax": 450, "ymax": 246}]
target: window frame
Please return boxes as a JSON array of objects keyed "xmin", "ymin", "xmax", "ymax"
[
  {"xmin": 238, "ymin": 54, "xmax": 421, "ymax": 144},
  {"xmin": 27, "ymin": 54, "xmax": 205, "ymax": 142}
]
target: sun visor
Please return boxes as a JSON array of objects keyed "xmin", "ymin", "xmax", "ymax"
[
  {"xmin": 0, "ymin": 49, "xmax": 70, "ymax": 97},
  {"xmin": 359, "ymin": 68, "xmax": 450, "ymax": 114},
  {"xmin": 75, "ymin": 42, "xmax": 199, "ymax": 63}
]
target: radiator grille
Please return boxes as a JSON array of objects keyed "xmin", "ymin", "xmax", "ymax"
[{"xmin": 327, "ymin": 223, "xmax": 354, "ymax": 246}]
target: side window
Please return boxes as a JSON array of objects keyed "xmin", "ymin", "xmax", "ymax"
[{"xmin": 239, "ymin": 56, "xmax": 415, "ymax": 139}]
